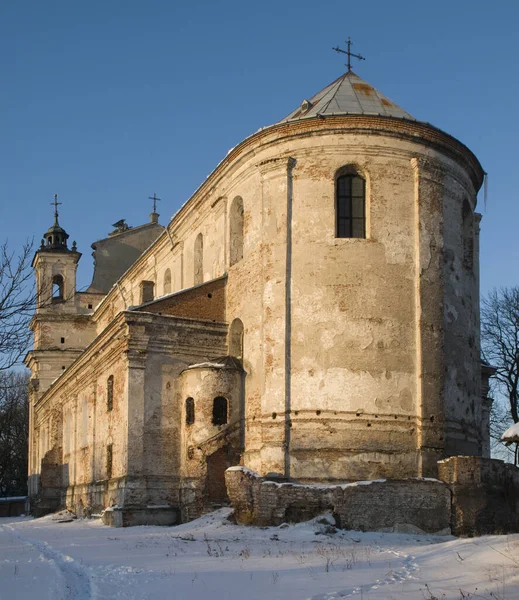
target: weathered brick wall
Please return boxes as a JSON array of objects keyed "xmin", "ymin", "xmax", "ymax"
[
  {"xmin": 225, "ymin": 467, "xmax": 451, "ymax": 534},
  {"xmin": 438, "ymin": 456, "xmax": 519, "ymax": 536}
]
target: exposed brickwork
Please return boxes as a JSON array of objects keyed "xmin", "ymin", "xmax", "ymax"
[
  {"xmin": 438, "ymin": 456, "xmax": 519, "ymax": 536},
  {"xmin": 225, "ymin": 467, "xmax": 451, "ymax": 534}
]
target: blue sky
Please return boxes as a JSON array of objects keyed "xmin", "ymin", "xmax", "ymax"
[{"xmin": 1, "ymin": 0, "xmax": 518, "ymax": 294}]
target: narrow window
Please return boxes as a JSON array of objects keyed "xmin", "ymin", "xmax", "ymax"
[
  {"xmin": 163, "ymin": 268, "xmax": 172, "ymax": 295},
  {"xmin": 106, "ymin": 444, "xmax": 113, "ymax": 479},
  {"xmin": 229, "ymin": 318, "xmax": 244, "ymax": 361},
  {"xmin": 60, "ymin": 337, "xmax": 65, "ymax": 344},
  {"xmin": 140, "ymin": 280, "xmax": 155, "ymax": 303},
  {"xmin": 229, "ymin": 196, "xmax": 244, "ymax": 267},
  {"xmin": 185, "ymin": 397, "xmax": 195, "ymax": 425},
  {"xmin": 107, "ymin": 375, "xmax": 114, "ymax": 412},
  {"xmin": 212, "ymin": 397, "xmax": 228, "ymax": 425},
  {"xmin": 194, "ymin": 233, "xmax": 203, "ymax": 285},
  {"xmin": 462, "ymin": 199, "xmax": 474, "ymax": 270},
  {"xmin": 336, "ymin": 174, "xmax": 366, "ymax": 238},
  {"xmin": 52, "ymin": 275, "xmax": 64, "ymax": 302}
]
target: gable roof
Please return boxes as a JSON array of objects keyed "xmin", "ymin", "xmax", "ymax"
[{"xmin": 279, "ymin": 71, "xmax": 415, "ymax": 123}]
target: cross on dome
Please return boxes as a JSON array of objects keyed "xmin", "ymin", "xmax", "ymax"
[{"xmin": 333, "ymin": 37, "xmax": 365, "ymax": 72}]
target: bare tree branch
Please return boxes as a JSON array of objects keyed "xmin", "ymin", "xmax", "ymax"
[{"xmin": 0, "ymin": 240, "xmax": 36, "ymax": 372}]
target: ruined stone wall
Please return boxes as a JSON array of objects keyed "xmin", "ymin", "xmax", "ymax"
[
  {"xmin": 438, "ymin": 456, "xmax": 519, "ymax": 536},
  {"xmin": 225, "ymin": 467, "xmax": 451, "ymax": 534}
]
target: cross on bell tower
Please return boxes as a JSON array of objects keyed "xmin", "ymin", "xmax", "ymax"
[{"xmin": 333, "ymin": 37, "xmax": 365, "ymax": 72}]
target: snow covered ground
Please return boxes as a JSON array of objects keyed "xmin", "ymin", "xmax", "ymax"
[{"xmin": 1, "ymin": 509, "xmax": 519, "ymax": 600}]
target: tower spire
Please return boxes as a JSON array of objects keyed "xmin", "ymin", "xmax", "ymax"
[
  {"xmin": 51, "ymin": 194, "xmax": 62, "ymax": 225},
  {"xmin": 333, "ymin": 37, "xmax": 365, "ymax": 72},
  {"xmin": 40, "ymin": 193, "xmax": 70, "ymax": 251}
]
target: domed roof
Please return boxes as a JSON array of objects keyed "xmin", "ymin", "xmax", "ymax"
[{"xmin": 278, "ymin": 70, "xmax": 415, "ymax": 123}]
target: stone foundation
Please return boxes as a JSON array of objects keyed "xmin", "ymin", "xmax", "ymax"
[
  {"xmin": 101, "ymin": 506, "xmax": 178, "ymax": 527},
  {"xmin": 225, "ymin": 467, "xmax": 451, "ymax": 534}
]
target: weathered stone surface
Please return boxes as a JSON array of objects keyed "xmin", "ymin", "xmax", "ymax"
[
  {"xmin": 438, "ymin": 456, "xmax": 519, "ymax": 536},
  {"xmin": 225, "ymin": 467, "xmax": 451, "ymax": 534},
  {"xmin": 25, "ymin": 71, "xmax": 490, "ymax": 528}
]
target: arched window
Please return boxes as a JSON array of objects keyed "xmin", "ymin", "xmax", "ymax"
[
  {"xmin": 163, "ymin": 268, "xmax": 172, "ymax": 295},
  {"xmin": 229, "ymin": 318, "xmax": 244, "ymax": 361},
  {"xmin": 185, "ymin": 397, "xmax": 195, "ymax": 425},
  {"xmin": 194, "ymin": 233, "xmax": 203, "ymax": 285},
  {"xmin": 462, "ymin": 199, "xmax": 474, "ymax": 270},
  {"xmin": 212, "ymin": 396, "xmax": 228, "ymax": 425},
  {"xmin": 336, "ymin": 173, "xmax": 366, "ymax": 238},
  {"xmin": 52, "ymin": 275, "xmax": 64, "ymax": 302},
  {"xmin": 107, "ymin": 375, "xmax": 114, "ymax": 412},
  {"xmin": 229, "ymin": 196, "xmax": 244, "ymax": 266}
]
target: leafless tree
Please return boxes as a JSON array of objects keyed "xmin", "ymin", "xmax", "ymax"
[
  {"xmin": 0, "ymin": 370, "xmax": 29, "ymax": 496},
  {"xmin": 0, "ymin": 241, "xmax": 34, "ymax": 372},
  {"xmin": 481, "ymin": 287, "xmax": 519, "ymax": 459}
]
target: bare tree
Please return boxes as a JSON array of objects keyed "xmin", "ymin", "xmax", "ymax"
[
  {"xmin": 0, "ymin": 241, "xmax": 34, "ymax": 372},
  {"xmin": 481, "ymin": 287, "xmax": 519, "ymax": 459},
  {"xmin": 0, "ymin": 370, "xmax": 29, "ymax": 496}
]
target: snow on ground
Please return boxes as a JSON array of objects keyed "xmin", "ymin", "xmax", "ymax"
[{"xmin": 1, "ymin": 509, "xmax": 519, "ymax": 600}]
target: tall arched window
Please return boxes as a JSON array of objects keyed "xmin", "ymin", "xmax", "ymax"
[
  {"xmin": 229, "ymin": 196, "xmax": 244, "ymax": 266},
  {"xmin": 462, "ymin": 199, "xmax": 474, "ymax": 271},
  {"xmin": 212, "ymin": 397, "xmax": 228, "ymax": 425},
  {"xmin": 194, "ymin": 233, "xmax": 203, "ymax": 285},
  {"xmin": 229, "ymin": 318, "xmax": 244, "ymax": 361},
  {"xmin": 336, "ymin": 173, "xmax": 366, "ymax": 238},
  {"xmin": 107, "ymin": 375, "xmax": 114, "ymax": 412},
  {"xmin": 163, "ymin": 268, "xmax": 172, "ymax": 295},
  {"xmin": 52, "ymin": 274, "xmax": 64, "ymax": 302},
  {"xmin": 185, "ymin": 397, "xmax": 195, "ymax": 425}
]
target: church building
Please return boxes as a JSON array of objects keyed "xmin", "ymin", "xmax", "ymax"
[{"xmin": 26, "ymin": 64, "xmax": 491, "ymax": 526}]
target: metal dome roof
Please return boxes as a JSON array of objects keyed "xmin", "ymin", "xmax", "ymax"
[{"xmin": 278, "ymin": 70, "xmax": 415, "ymax": 123}]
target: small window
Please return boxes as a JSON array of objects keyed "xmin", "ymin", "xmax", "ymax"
[
  {"xmin": 52, "ymin": 275, "xmax": 64, "ymax": 302},
  {"xmin": 185, "ymin": 397, "xmax": 195, "ymax": 425},
  {"xmin": 106, "ymin": 444, "xmax": 113, "ymax": 479},
  {"xmin": 212, "ymin": 396, "xmax": 228, "ymax": 425},
  {"xmin": 107, "ymin": 375, "xmax": 114, "ymax": 412},
  {"xmin": 336, "ymin": 173, "xmax": 366, "ymax": 238},
  {"xmin": 140, "ymin": 280, "xmax": 155, "ymax": 304},
  {"xmin": 60, "ymin": 337, "xmax": 65, "ymax": 344}
]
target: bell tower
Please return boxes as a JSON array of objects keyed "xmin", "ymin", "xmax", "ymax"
[{"xmin": 33, "ymin": 195, "xmax": 81, "ymax": 314}]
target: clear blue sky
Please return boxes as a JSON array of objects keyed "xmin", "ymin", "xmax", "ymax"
[{"xmin": 1, "ymin": 0, "xmax": 517, "ymax": 295}]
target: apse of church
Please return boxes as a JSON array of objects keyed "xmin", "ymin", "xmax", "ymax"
[{"xmin": 25, "ymin": 64, "xmax": 488, "ymax": 526}]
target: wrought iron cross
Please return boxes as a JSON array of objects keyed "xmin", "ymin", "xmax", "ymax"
[
  {"xmin": 333, "ymin": 37, "xmax": 365, "ymax": 72},
  {"xmin": 51, "ymin": 194, "xmax": 62, "ymax": 221},
  {"xmin": 149, "ymin": 193, "xmax": 161, "ymax": 213}
]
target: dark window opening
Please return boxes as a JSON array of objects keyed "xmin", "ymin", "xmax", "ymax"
[
  {"xmin": 106, "ymin": 444, "xmax": 113, "ymax": 479},
  {"xmin": 88, "ymin": 304, "xmax": 93, "ymax": 309},
  {"xmin": 52, "ymin": 274, "xmax": 64, "ymax": 302},
  {"xmin": 185, "ymin": 397, "xmax": 195, "ymax": 425},
  {"xmin": 107, "ymin": 375, "xmax": 114, "ymax": 412},
  {"xmin": 60, "ymin": 337, "xmax": 65, "ymax": 344},
  {"xmin": 212, "ymin": 396, "xmax": 228, "ymax": 425},
  {"xmin": 336, "ymin": 174, "xmax": 366, "ymax": 238}
]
